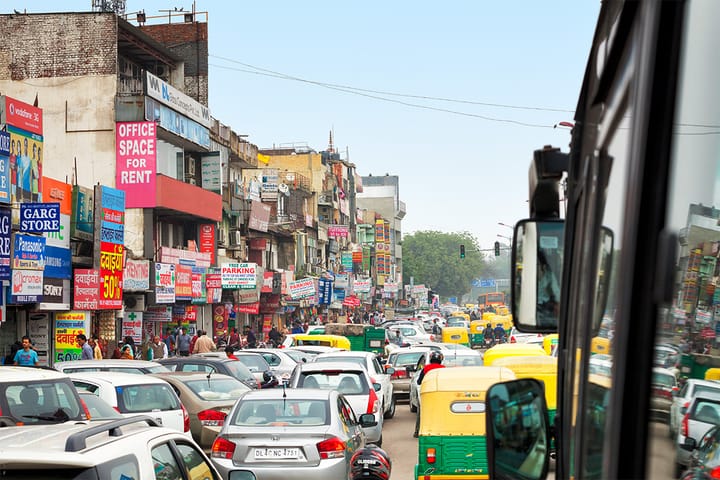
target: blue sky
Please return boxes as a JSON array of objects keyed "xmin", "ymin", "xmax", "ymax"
[{"xmin": 11, "ymin": 1, "xmax": 600, "ymax": 250}]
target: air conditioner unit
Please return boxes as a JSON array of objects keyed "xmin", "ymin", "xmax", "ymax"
[
  {"xmin": 230, "ymin": 230, "xmax": 242, "ymax": 246},
  {"xmin": 186, "ymin": 158, "xmax": 196, "ymax": 176},
  {"xmin": 218, "ymin": 228, "xmax": 227, "ymax": 245},
  {"xmin": 231, "ymin": 215, "xmax": 242, "ymax": 229},
  {"xmin": 123, "ymin": 293, "xmax": 146, "ymax": 312}
]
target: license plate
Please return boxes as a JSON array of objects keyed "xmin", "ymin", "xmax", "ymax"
[{"xmin": 254, "ymin": 448, "xmax": 300, "ymax": 459}]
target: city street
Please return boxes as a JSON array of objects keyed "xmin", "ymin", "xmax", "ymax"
[{"xmin": 382, "ymin": 402, "xmax": 418, "ymax": 479}]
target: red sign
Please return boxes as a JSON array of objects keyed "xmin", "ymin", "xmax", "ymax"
[
  {"xmin": 4, "ymin": 96, "xmax": 43, "ymax": 135},
  {"xmin": 175, "ymin": 265, "xmax": 193, "ymax": 300},
  {"xmin": 237, "ymin": 302, "xmax": 260, "ymax": 314},
  {"xmin": 199, "ymin": 224, "xmax": 215, "ymax": 264},
  {"xmin": 185, "ymin": 306, "xmax": 198, "ymax": 322},
  {"xmin": 259, "ymin": 294, "xmax": 281, "ymax": 314},
  {"xmin": 74, "ymin": 269, "xmax": 100, "ymax": 310},
  {"xmin": 98, "ymin": 242, "xmax": 124, "ymax": 309},
  {"xmin": 352, "ymin": 251, "xmax": 363, "ymax": 263},
  {"xmin": 191, "ymin": 271, "xmax": 204, "ymax": 300},
  {"xmin": 250, "ymin": 238, "xmax": 267, "ymax": 250},
  {"xmin": 261, "ymin": 271, "xmax": 274, "ymax": 293}
]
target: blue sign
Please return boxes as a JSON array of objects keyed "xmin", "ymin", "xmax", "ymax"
[
  {"xmin": 448, "ymin": 296, "xmax": 457, "ymax": 304},
  {"xmin": 44, "ymin": 245, "xmax": 71, "ymax": 279},
  {"xmin": 471, "ymin": 279, "xmax": 481, "ymax": 287},
  {"xmin": 0, "ymin": 208, "xmax": 10, "ymax": 281},
  {"xmin": 480, "ymin": 279, "xmax": 496, "ymax": 288},
  {"xmin": 318, "ymin": 278, "xmax": 333, "ymax": 304},
  {"xmin": 12, "ymin": 233, "xmax": 45, "ymax": 270},
  {"xmin": 145, "ymin": 98, "xmax": 211, "ymax": 149},
  {"xmin": 99, "ymin": 185, "xmax": 126, "ymax": 245},
  {"xmin": 0, "ymin": 132, "xmax": 11, "ymax": 204},
  {"xmin": 20, "ymin": 202, "xmax": 60, "ymax": 232}
]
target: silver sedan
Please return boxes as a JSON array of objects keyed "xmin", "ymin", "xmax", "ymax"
[{"xmin": 210, "ymin": 388, "xmax": 377, "ymax": 480}]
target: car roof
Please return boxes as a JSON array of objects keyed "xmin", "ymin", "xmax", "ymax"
[
  {"xmin": 68, "ymin": 371, "xmax": 171, "ymax": 387},
  {"xmin": 0, "ymin": 366, "xmax": 70, "ymax": 381},
  {"xmin": 150, "ymin": 371, "xmax": 236, "ymax": 382},
  {"xmin": 315, "ymin": 351, "xmax": 376, "ymax": 358},
  {"xmin": 56, "ymin": 359, "xmax": 164, "ymax": 369},
  {"xmin": 238, "ymin": 388, "xmax": 335, "ymax": 401},
  {"xmin": 159, "ymin": 356, "xmax": 232, "ymax": 363},
  {"xmin": 297, "ymin": 361, "xmax": 368, "ymax": 373}
]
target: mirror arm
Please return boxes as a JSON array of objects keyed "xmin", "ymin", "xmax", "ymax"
[{"xmin": 529, "ymin": 146, "xmax": 568, "ymax": 219}]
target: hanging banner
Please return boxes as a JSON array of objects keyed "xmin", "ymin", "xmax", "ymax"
[
  {"xmin": 318, "ymin": 278, "xmax": 333, "ymax": 304},
  {"xmin": 288, "ymin": 277, "xmax": 316, "ymax": 299},
  {"xmin": 98, "ymin": 242, "xmax": 123, "ymax": 309},
  {"xmin": 175, "ymin": 264, "xmax": 193, "ymax": 301},
  {"xmin": 124, "ymin": 258, "xmax": 150, "ymax": 292},
  {"xmin": 73, "ymin": 269, "xmax": 100, "ymax": 310},
  {"xmin": 115, "ymin": 121, "xmax": 157, "ymax": 208},
  {"xmin": 122, "ymin": 311, "xmax": 143, "ymax": 346},
  {"xmin": 12, "ymin": 233, "xmax": 45, "ymax": 270},
  {"xmin": 221, "ymin": 262, "xmax": 257, "ymax": 289},
  {"xmin": 154, "ymin": 263, "xmax": 176, "ymax": 303},
  {"xmin": 198, "ymin": 224, "xmax": 215, "ymax": 265},
  {"xmin": 54, "ymin": 311, "xmax": 89, "ymax": 363}
]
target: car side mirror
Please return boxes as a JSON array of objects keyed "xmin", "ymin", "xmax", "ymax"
[
  {"xmin": 385, "ymin": 367, "xmax": 395, "ymax": 375},
  {"xmin": 373, "ymin": 383, "xmax": 382, "ymax": 392},
  {"xmin": 229, "ymin": 471, "xmax": 257, "ymax": 480},
  {"xmin": 681, "ymin": 436, "xmax": 697, "ymax": 451},
  {"xmin": 486, "ymin": 379, "xmax": 550, "ymax": 480},
  {"xmin": 359, "ymin": 413, "xmax": 378, "ymax": 428}
]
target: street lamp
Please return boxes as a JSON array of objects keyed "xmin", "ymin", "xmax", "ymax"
[
  {"xmin": 498, "ymin": 222, "xmax": 514, "ymax": 231},
  {"xmin": 497, "ymin": 234, "xmax": 512, "ymax": 242}
]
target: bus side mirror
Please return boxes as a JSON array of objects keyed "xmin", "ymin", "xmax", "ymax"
[{"xmin": 485, "ymin": 379, "xmax": 550, "ymax": 480}]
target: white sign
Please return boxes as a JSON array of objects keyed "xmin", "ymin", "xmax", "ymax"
[
  {"xmin": 145, "ymin": 72, "xmax": 212, "ymax": 127},
  {"xmin": 11, "ymin": 269, "xmax": 43, "ymax": 296},
  {"xmin": 154, "ymin": 263, "xmax": 175, "ymax": 304},
  {"xmin": 221, "ymin": 263, "xmax": 257, "ymax": 289},
  {"xmin": 354, "ymin": 280, "xmax": 371, "ymax": 293},
  {"xmin": 288, "ymin": 277, "xmax": 316, "ymax": 299},
  {"xmin": 122, "ymin": 311, "xmax": 143, "ymax": 346},
  {"xmin": 201, "ymin": 153, "xmax": 222, "ymax": 193}
]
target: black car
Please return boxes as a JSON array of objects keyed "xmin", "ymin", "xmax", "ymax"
[
  {"xmin": 681, "ymin": 424, "xmax": 720, "ymax": 479},
  {"xmin": 157, "ymin": 356, "xmax": 259, "ymax": 389}
]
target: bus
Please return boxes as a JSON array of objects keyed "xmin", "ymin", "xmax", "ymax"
[
  {"xmin": 483, "ymin": 1, "xmax": 705, "ymax": 479},
  {"xmin": 477, "ymin": 292, "xmax": 505, "ymax": 309}
]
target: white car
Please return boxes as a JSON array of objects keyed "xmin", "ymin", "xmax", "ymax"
[
  {"xmin": 0, "ymin": 417, "xmax": 222, "ymax": 479},
  {"xmin": 313, "ymin": 350, "xmax": 396, "ymax": 419},
  {"xmin": 508, "ymin": 327, "xmax": 544, "ymax": 345},
  {"xmin": 386, "ymin": 323, "xmax": 436, "ymax": 345},
  {"xmin": 69, "ymin": 371, "xmax": 190, "ymax": 434},
  {"xmin": 669, "ymin": 379, "xmax": 720, "ymax": 438},
  {"xmin": 244, "ymin": 348, "xmax": 300, "ymax": 383},
  {"xmin": 55, "ymin": 359, "xmax": 171, "ymax": 375}
]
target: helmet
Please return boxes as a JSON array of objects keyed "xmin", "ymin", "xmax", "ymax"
[
  {"xmin": 429, "ymin": 351, "xmax": 444, "ymax": 364},
  {"xmin": 487, "ymin": 323, "xmax": 492, "ymax": 328},
  {"xmin": 349, "ymin": 445, "xmax": 392, "ymax": 480}
]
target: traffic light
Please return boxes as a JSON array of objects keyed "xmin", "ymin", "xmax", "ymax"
[
  {"xmin": 494, "ymin": 241, "xmax": 500, "ymax": 256},
  {"xmin": 460, "ymin": 244, "xmax": 465, "ymax": 258}
]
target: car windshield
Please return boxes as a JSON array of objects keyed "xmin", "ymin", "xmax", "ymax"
[
  {"xmin": 116, "ymin": 384, "xmax": 180, "ymax": 413},
  {"xmin": 4, "ymin": 381, "xmax": 83, "ymax": 424},
  {"xmin": 443, "ymin": 355, "xmax": 483, "ymax": 367},
  {"xmin": 222, "ymin": 361, "xmax": 257, "ymax": 383},
  {"xmin": 283, "ymin": 350, "xmax": 313, "ymax": 363},
  {"xmin": 231, "ymin": 399, "xmax": 329, "ymax": 426},
  {"xmin": 184, "ymin": 377, "xmax": 250, "ymax": 401},
  {"xmin": 79, "ymin": 392, "xmax": 122, "ymax": 420},
  {"xmin": 651, "ymin": 372, "xmax": 676, "ymax": 388},
  {"xmin": 236, "ymin": 355, "xmax": 269, "ymax": 372},
  {"xmin": 299, "ymin": 371, "xmax": 368, "ymax": 395},
  {"xmin": 393, "ymin": 352, "xmax": 427, "ymax": 366},
  {"xmin": 393, "ymin": 327, "xmax": 418, "ymax": 337}
]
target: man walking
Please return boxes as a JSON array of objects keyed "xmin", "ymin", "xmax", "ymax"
[
  {"xmin": 193, "ymin": 330, "xmax": 216, "ymax": 353},
  {"xmin": 175, "ymin": 328, "xmax": 191, "ymax": 356},
  {"xmin": 77, "ymin": 334, "xmax": 93, "ymax": 360},
  {"xmin": 149, "ymin": 335, "xmax": 169, "ymax": 359}
]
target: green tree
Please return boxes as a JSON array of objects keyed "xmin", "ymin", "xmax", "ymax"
[{"xmin": 402, "ymin": 231, "xmax": 488, "ymax": 299}]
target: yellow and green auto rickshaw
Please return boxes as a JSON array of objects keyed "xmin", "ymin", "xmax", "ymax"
[
  {"xmin": 441, "ymin": 326, "xmax": 471, "ymax": 347},
  {"xmin": 284, "ymin": 334, "xmax": 351, "ymax": 350},
  {"xmin": 415, "ymin": 366, "xmax": 517, "ymax": 479},
  {"xmin": 591, "ymin": 336, "xmax": 611, "ymax": 355},
  {"xmin": 470, "ymin": 320, "xmax": 487, "ymax": 348},
  {"xmin": 482, "ymin": 343, "xmax": 548, "ymax": 367},
  {"xmin": 491, "ymin": 355, "xmax": 558, "ymax": 440}
]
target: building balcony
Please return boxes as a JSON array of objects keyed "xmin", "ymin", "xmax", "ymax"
[
  {"xmin": 280, "ymin": 171, "xmax": 312, "ymax": 196},
  {"xmin": 155, "ymin": 174, "xmax": 222, "ymax": 222}
]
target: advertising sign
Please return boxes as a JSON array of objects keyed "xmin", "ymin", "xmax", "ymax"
[
  {"xmin": 205, "ymin": 269, "xmax": 222, "ymax": 304},
  {"xmin": 341, "ymin": 252, "xmax": 353, "ymax": 271},
  {"xmin": 318, "ymin": 278, "xmax": 332, "ymax": 304},
  {"xmin": 40, "ymin": 277, "xmax": 70, "ymax": 310},
  {"xmin": 97, "ymin": 185, "xmax": 125, "ymax": 245},
  {"xmin": 122, "ymin": 311, "xmax": 143, "ymax": 346},
  {"xmin": 375, "ymin": 219, "xmax": 384, "ymax": 243},
  {"xmin": 221, "ymin": 263, "xmax": 257, "ymax": 289},
  {"xmin": 191, "ymin": 267, "xmax": 207, "ymax": 304},
  {"xmin": 12, "ymin": 269, "xmax": 43, "ymax": 302},
  {"xmin": 175, "ymin": 264, "xmax": 193, "ymax": 301},
  {"xmin": 145, "ymin": 98, "xmax": 210, "ymax": 148},
  {"xmin": 8, "ymin": 126, "xmax": 43, "ymax": 204},
  {"xmin": 1, "ymin": 96, "xmax": 43, "ymax": 135},
  {"xmin": 20, "ymin": 202, "xmax": 60, "ymax": 232},
  {"xmin": 237, "ymin": 302, "xmax": 260, "ymax": 314},
  {"xmin": 248, "ymin": 200, "xmax": 271, "ymax": 232},
  {"xmin": 155, "ymin": 263, "xmax": 176, "ymax": 303},
  {"xmin": 0, "ymin": 131, "xmax": 11, "ymax": 204},
  {"xmin": 144, "ymin": 72, "xmax": 212, "ymax": 127},
  {"xmin": 198, "ymin": 224, "xmax": 215, "ymax": 264},
  {"xmin": 158, "ymin": 246, "xmax": 211, "ymax": 268},
  {"xmin": 288, "ymin": 277, "xmax": 316, "ymax": 299},
  {"xmin": 70, "ymin": 185, "xmax": 93, "ymax": 241},
  {"xmin": 44, "ymin": 245, "xmax": 71, "ymax": 279},
  {"xmin": 0, "ymin": 208, "xmax": 10, "ymax": 281},
  {"xmin": 73, "ymin": 269, "xmax": 99, "ymax": 310},
  {"xmin": 334, "ymin": 273, "xmax": 349, "ymax": 289},
  {"xmin": 328, "ymin": 224, "xmax": 349, "ymax": 238},
  {"xmin": 43, "ymin": 177, "xmax": 72, "ymax": 215},
  {"xmin": 98, "ymin": 242, "xmax": 123, "ymax": 309},
  {"xmin": 54, "ymin": 311, "xmax": 89, "ymax": 363},
  {"xmin": 123, "ymin": 258, "xmax": 150, "ymax": 291},
  {"xmin": 354, "ymin": 280, "xmax": 371, "ymax": 293},
  {"xmin": 44, "ymin": 214, "xmax": 70, "ymax": 249},
  {"xmin": 28, "ymin": 313, "xmax": 49, "ymax": 365},
  {"xmin": 12, "ymin": 233, "xmax": 45, "ymax": 270},
  {"xmin": 201, "ymin": 152, "xmax": 222, "ymax": 193},
  {"xmin": 261, "ymin": 169, "xmax": 278, "ymax": 200},
  {"xmin": 116, "ymin": 121, "xmax": 157, "ymax": 208}
]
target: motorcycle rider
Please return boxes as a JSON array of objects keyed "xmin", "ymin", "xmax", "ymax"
[
  {"xmin": 493, "ymin": 323, "xmax": 507, "ymax": 344},
  {"xmin": 482, "ymin": 323, "xmax": 494, "ymax": 347}
]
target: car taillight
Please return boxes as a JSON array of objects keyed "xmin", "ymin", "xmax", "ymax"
[
  {"xmin": 681, "ymin": 401, "xmax": 690, "ymax": 415},
  {"xmin": 426, "ymin": 447, "xmax": 436, "ymax": 464},
  {"xmin": 710, "ymin": 466, "xmax": 720, "ymax": 479},
  {"xmin": 682, "ymin": 412, "xmax": 690, "ymax": 437},
  {"xmin": 429, "ymin": 335, "xmax": 435, "ymax": 342},
  {"xmin": 510, "ymin": 336, "xmax": 517, "ymax": 343},
  {"xmin": 182, "ymin": 403, "xmax": 191, "ymax": 433},
  {"xmin": 211, "ymin": 436, "xmax": 236, "ymax": 459},
  {"xmin": 197, "ymin": 409, "xmax": 226, "ymax": 427},
  {"xmin": 367, "ymin": 385, "xmax": 379, "ymax": 414},
  {"xmin": 391, "ymin": 370, "xmax": 407, "ymax": 380},
  {"xmin": 317, "ymin": 436, "xmax": 345, "ymax": 459}
]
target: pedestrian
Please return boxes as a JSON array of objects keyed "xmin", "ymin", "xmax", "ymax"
[
  {"xmin": 77, "ymin": 334, "xmax": 93, "ymax": 360},
  {"xmin": 90, "ymin": 336, "xmax": 103, "ymax": 359},
  {"xmin": 13, "ymin": 335, "xmax": 38, "ymax": 366},
  {"xmin": 291, "ymin": 322, "xmax": 304, "ymax": 334},
  {"xmin": 192, "ymin": 330, "xmax": 216, "ymax": 353},
  {"xmin": 149, "ymin": 335, "xmax": 169, "ymax": 360},
  {"xmin": 163, "ymin": 327, "xmax": 176, "ymax": 356},
  {"xmin": 245, "ymin": 326, "xmax": 257, "ymax": 348},
  {"xmin": 228, "ymin": 327, "xmax": 241, "ymax": 349},
  {"xmin": 268, "ymin": 326, "xmax": 281, "ymax": 347},
  {"xmin": 175, "ymin": 328, "xmax": 191, "ymax": 356},
  {"xmin": 189, "ymin": 330, "xmax": 200, "ymax": 353},
  {"xmin": 120, "ymin": 336, "xmax": 136, "ymax": 359},
  {"xmin": 225, "ymin": 345, "xmax": 238, "ymax": 360},
  {"xmin": 432, "ymin": 318, "xmax": 441, "ymax": 336}
]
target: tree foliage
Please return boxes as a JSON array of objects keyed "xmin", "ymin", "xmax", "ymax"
[{"xmin": 402, "ymin": 231, "xmax": 488, "ymax": 299}]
